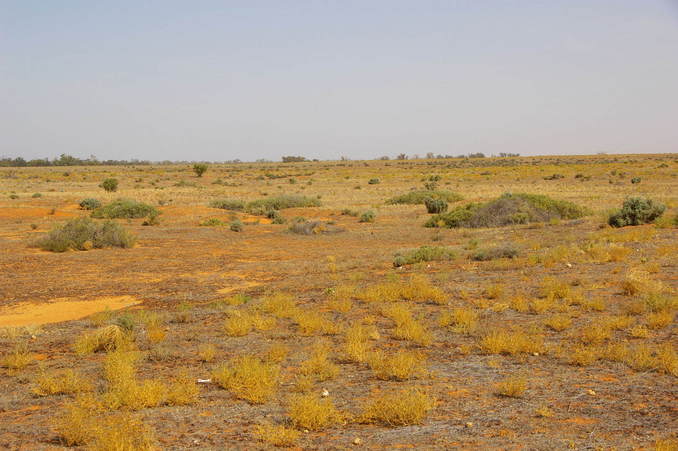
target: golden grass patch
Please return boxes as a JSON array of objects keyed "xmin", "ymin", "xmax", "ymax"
[
  {"xmin": 254, "ymin": 423, "xmax": 300, "ymax": 447},
  {"xmin": 367, "ymin": 349, "xmax": 426, "ymax": 381},
  {"xmin": 360, "ymin": 388, "xmax": 434, "ymax": 426},
  {"xmin": 287, "ymin": 394, "xmax": 342, "ymax": 431},
  {"xmin": 212, "ymin": 355, "xmax": 279, "ymax": 404}
]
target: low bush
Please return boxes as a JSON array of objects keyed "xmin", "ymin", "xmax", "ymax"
[
  {"xmin": 393, "ymin": 246, "xmax": 456, "ymax": 267},
  {"xmin": 200, "ymin": 218, "xmax": 226, "ymax": 227},
  {"xmin": 229, "ymin": 220, "xmax": 244, "ymax": 232},
  {"xmin": 79, "ymin": 198, "xmax": 102, "ymax": 210},
  {"xmin": 359, "ymin": 210, "xmax": 376, "ymax": 223},
  {"xmin": 91, "ymin": 199, "xmax": 159, "ymax": 219},
  {"xmin": 246, "ymin": 195, "xmax": 321, "ymax": 215},
  {"xmin": 470, "ymin": 245, "xmax": 519, "ymax": 261},
  {"xmin": 608, "ymin": 197, "xmax": 666, "ymax": 227},
  {"xmin": 424, "ymin": 198, "xmax": 448, "ymax": 214},
  {"xmin": 360, "ymin": 388, "xmax": 434, "ymax": 426},
  {"xmin": 288, "ymin": 220, "xmax": 342, "ymax": 235},
  {"xmin": 386, "ymin": 189, "xmax": 462, "ymax": 205},
  {"xmin": 426, "ymin": 193, "xmax": 588, "ymax": 228},
  {"xmin": 368, "ymin": 178, "xmax": 380, "ymax": 184},
  {"xmin": 34, "ymin": 217, "xmax": 135, "ymax": 252},
  {"xmin": 100, "ymin": 178, "xmax": 119, "ymax": 192},
  {"xmin": 209, "ymin": 199, "xmax": 245, "ymax": 211},
  {"xmin": 212, "ymin": 355, "xmax": 279, "ymax": 404}
]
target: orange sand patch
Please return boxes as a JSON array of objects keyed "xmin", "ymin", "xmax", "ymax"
[{"xmin": 0, "ymin": 295, "xmax": 140, "ymax": 327}]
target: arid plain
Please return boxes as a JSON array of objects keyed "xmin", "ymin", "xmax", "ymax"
[{"xmin": 0, "ymin": 154, "xmax": 676, "ymax": 450}]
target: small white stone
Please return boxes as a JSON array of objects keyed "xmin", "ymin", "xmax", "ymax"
[
  {"xmin": 465, "ymin": 422, "xmax": 473, "ymax": 428},
  {"xmin": 321, "ymin": 389, "xmax": 329, "ymax": 397},
  {"xmin": 353, "ymin": 437, "xmax": 362, "ymax": 445}
]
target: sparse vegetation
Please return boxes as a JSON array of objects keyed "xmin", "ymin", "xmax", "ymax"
[{"xmin": 34, "ymin": 217, "xmax": 136, "ymax": 252}]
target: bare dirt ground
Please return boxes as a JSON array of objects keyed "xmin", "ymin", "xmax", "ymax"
[{"xmin": 0, "ymin": 154, "xmax": 676, "ymax": 450}]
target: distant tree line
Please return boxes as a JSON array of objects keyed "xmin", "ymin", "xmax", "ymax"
[{"xmin": 0, "ymin": 153, "xmax": 242, "ymax": 167}]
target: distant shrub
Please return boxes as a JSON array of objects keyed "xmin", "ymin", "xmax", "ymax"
[
  {"xmin": 246, "ymin": 195, "xmax": 321, "ymax": 215},
  {"xmin": 425, "ymin": 193, "xmax": 588, "ymax": 228},
  {"xmin": 266, "ymin": 210, "xmax": 286, "ymax": 224},
  {"xmin": 209, "ymin": 199, "xmax": 245, "ymax": 211},
  {"xmin": 386, "ymin": 190, "xmax": 462, "ymax": 205},
  {"xmin": 631, "ymin": 177, "xmax": 641, "ymax": 184},
  {"xmin": 424, "ymin": 198, "xmax": 448, "ymax": 214},
  {"xmin": 470, "ymin": 245, "xmax": 519, "ymax": 261},
  {"xmin": 200, "ymin": 218, "xmax": 226, "ymax": 227},
  {"xmin": 9, "ymin": 194, "xmax": 18, "ymax": 199},
  {"xmin": 34, "ymin": 217, "xmax": 135, "ymax": 252},
  {"xmin": 393, "ymin": 246, "xmax": 456, "ymax": 267},
  {"xmin": 288, "ymin": 220, "xmax": 342, "ymax": 235},
  {"xmin": 142, "ymin": 211, "xmax": 160, "ymax": 226},
  {"xmin": 230, "ymin": 220, "xmax": 244, "ymax": 232},
  {"xmin": 359, "ymin": 210, "xmax": 376, "ymax": 223},
  {"xmin": 79, "ymin": 198, "xmax": 102, "ymax": 210},
  {"xmin": 608, "ymin": 197, "xmax": 665, "ymax": 227},
  {"xmin": 91, "ymin": 199, "xmax": 159, "ymax": 219},
  {"xmin": 192, "ymin": 163, "xmax": 208, "ymax": 177},
  {"xmin": 100, "ymin": 178, "xmax": 119, "ymax": 192},
  {"xmin": 543, "ymin": 174, "xmax": 564, "ymax": 180},
  {"xmin": 32, "ymin": 193, "xmax": 42, "ymax": 198},
  {"xmin": 341, "ymin": 208, "xmax": 359, "ymax": 217},
  {"xmin": 368, "ymin": 178, "xmax": 380, "ymax": 184}
]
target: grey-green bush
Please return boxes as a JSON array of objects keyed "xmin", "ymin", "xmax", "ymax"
[
  {"xmin": 91, "ymin": 199, "xmax": 159, "ymax": 219},
  {"xmin": 79, "ymin": 198, "xmax": 102, "ymax": 210},
  {"xmin": 424, "ymin": 198, "xmax": 448, "ymax": 214},
  {"xmin": 34, "ymin": 217, "xmax": 135, "ymax": 252},
  {"xmin": 608, "ymin": 197, "xmax": 665, "ymax": 227},
  {"xmin": 393, "ymin": 246, "xmax": 456, "ymax": 267}
]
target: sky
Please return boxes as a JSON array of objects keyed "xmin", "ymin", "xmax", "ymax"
[{"xmin": 1, "ymin": 1, "xmax": 678, "ymax": 162}]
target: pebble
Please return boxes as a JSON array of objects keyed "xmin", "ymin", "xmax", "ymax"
[{"xmin": 353, "ymin": 437, "xmax": 362, "ymax": 445}]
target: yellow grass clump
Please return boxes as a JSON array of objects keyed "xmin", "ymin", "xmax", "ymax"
[
  {"xmin": 287, "ymin": 394, "xmax": 343, "ymax": 431},
  {"xmin": 479, "ymin": 328, "xmax": 544, "ymax": 355},
  {"xmin": 367, "ymin": 349, "xmax": 426, "ymax": 381},
  {"xmin": 299, "ymin": 342, "xmax": 339, "ymax": 382},
  {"xmin": 254, "ymin": 423, "xmax": 301, "ymax": 447},
  {"xmin": 342, "ymin": 323, "xmax": 375, "ymax": 363},
  {"xmin": 74, "ymin": 325, "xmax": 131, "ymax": 355},
  {"xmin": 360, "ymin": 388, "xmax": 435, "ymax": 426},
  {"xmin": 439, "ymin": 307, "xmax": 478, "ymax": 334},
  {"xmin": 496, "ymin": 375, "xmax": 527, "ymax": 397},
  {"xmin": 212, "ymin": 355, "xmax": 279, "ymax": 404},
  {"xmin": 1, "ymin": 343, "xmax": 34, "ymax": 371},
  {"xmin": 33, "ymin": 369, "xmax": 92, "ymax": 396}
]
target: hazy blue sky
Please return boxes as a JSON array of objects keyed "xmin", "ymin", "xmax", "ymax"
[{"xmin": 2, "ymin": 1, "xmax": 678, "ymax": 161}]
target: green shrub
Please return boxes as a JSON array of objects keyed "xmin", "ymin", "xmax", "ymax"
[
  {"xmin": 34, "ymin": 217, "xmax": 135, "ymax": 252},
  {"xmin": 608, "ymin": 197, "xmax": 665, "ymax": 227},
  {"xmin": 424, "ymin": 198, "xmax": 448, "ymax": 214},
  {"xmin": 91, "ymin": 199, "xmax": 159, "ymax": 219},
  {"xmin": 470, "ymin": 245, "xmax": 519, "ymax": 261},
  {"xmin": 266, "ymin": 210, "xmax": 286, "ymax": 224},
  {"xmin": 200, "ymin": 218, "xmax": 226, "ymax": 227},
  {"xmin": 193, "ymin": 163, "xmax": 208, "ymax": 177},
  {"xmin": 425, "ymin": 193, "xmax": 588, "ymax": 228},
  {"xmin": 9, "ymin": 194, "xmax": 19, "ymax": 199},
  {"xmin": 341, "ymin": 209, "xmax": 359, "ymax": 217},
  {"xmin": 100, "ymin": 178, "xmax": 119, "ymax": 192},
  {"xmin": 209, "ymin": 199, "xmax": 245, "ymax": 211},
  {"xmin": 386, "ymin": 190, "xmax": 462, "ymax": 205},
  {"xmin": 630, "ymin": 177, "xmax": 641, "ymax": 184},
  {"xmin": 142, "ymin": 211, "xmax": 160, "ymax": 226},
  {"xmin": 79, "ymin": 198, "xmax": 102, "ymax": 210},
  {"xmin": 359, "ymin": 211, "xmax": 376, "ymax": 223},
  {"xmin": 393, "ymin": 246, "xmax": 456, "ymax": 267},
  {"xmin": 32, "ymin": 193, "xmax": 42, "ymax": 198},
  {"xmin": 230, "ymin": 220, "xmax": 244, "ymax": 232},
  {"xmin": 368, "ymin": 178, "xmax": 380, "ymax": 185},
  {"xmin": 246, "ymin": 195, "xmax": 321, "ymax": 215}
]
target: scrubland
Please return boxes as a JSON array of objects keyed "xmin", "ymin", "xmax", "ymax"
[{"xmin": 0, "ymin": 154, "xmax": 676, "ymax": 450}]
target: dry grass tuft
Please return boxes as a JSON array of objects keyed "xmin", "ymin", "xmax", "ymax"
[
  {"xmin": 254, "ymin": 423, "xmax": 301, "ymax": 447},
  {"xmin": 496, "ymin": 375, "xmax": 527, "ymax": 397},
  {"xmin": 621, "ymin": 269, "xmax": 664, "ymax": 296},
  {"xmin": 439, "ymin": 307, "xmax": 479, "ymax": 334},
  {"xmin": 1, "ymin": 343, "xmax": 34, "ymax": 371},
  {"xmin": 300, "ymin": 342, "xmax": 339, "ymax": 382},
  {"xmin": 264, "ymin": 343, "xmax": 290, "ymax": 363},
  {"xmin": 479, "ymin": 328, "xmax": 544, "ymax": 355},
  {"xmin": 544, "ymin": 314, "xmax": 572, "ymax": 331},
  {"xmin": 33, "ymin": 369, "xmax": 92, "ymax": 396},
  {"xmin": 74, "ymin": 325, "xmax": 131, "ymax": 355},
  {"xmin": 287, "ymin": 393, "xmax": 343, "ymax": 431},
  {"xmin": 367, "ymin": 349, "xmax": 426, "ymax": 381},
  {"xmin": 342, "ymin": 323, "xmax": 375, "ymax": 363},
  {"xmin": 198, "ymin": 343, "xmax": 217, "ymax": 362},
  {"xmin": 360, "ymin": 388, "xmax": 435, "ymax": 426},
  {"xmin": 212, "ymin": 355, "xmax": 279, "ymax": 404}
]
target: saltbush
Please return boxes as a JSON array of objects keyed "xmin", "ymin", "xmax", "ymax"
[
  {"xmin": 100, "ymin": 178, "xmax": 119, "ymax": 192},
  {"xmin": 359, "ymin": 211, "xmax": 376, "ymax": 223},
  {"xmin": 425, "ymin": 193, "xmax": 588, "ymax": 228},
  {"xmin": 91, "ymin": 199, "xmax": 159, "ymax": 219},
  {"xmin": 209, "ymin": 199, "xmax": 245, "ymax": 211},
  {"xmin": 79, "ymin": 198, "xmax": 102, "ymax": 210},
  {"xmin": 470, "ymin": 245, "xmax": 519, "ymax": 261},
  {"xmin": 246, "ymin": 195, "xmax": 321, "ymax": 215},
  {"xmin": 386, "ymin": 190, "xmax": 462, "ymax": 205},
  {"xmin": 393, "ymin": 246, "xmax": 456, "ymax": 267},
  {"xmin": 424, "ymin": 198, "xmax": 448, "ymax": 214},
  {"xmin": 35, "ymin": 217, "xmax": 135, "ymax": 252},
  {"xmin": 608, "ymin": 197, "xmax": 665, "ymax": 227}
]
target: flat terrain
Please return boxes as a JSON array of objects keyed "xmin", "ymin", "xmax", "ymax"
[{"xmin": 0, "ymin": 154, "xmax": 676, "ymax": 450}]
